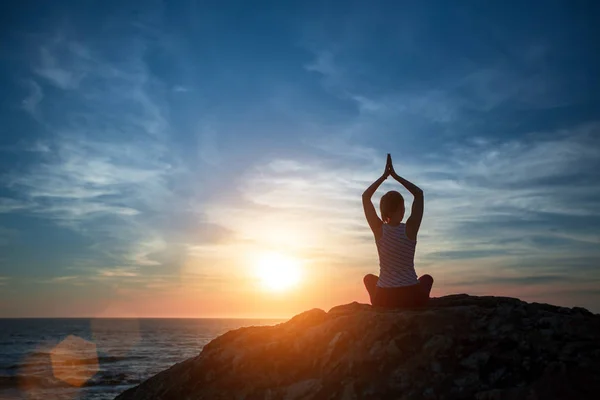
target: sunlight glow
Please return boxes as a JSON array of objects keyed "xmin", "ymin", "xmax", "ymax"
[{"xmin": 255, "ymin": 252, "xmax": 302, "ymax": 291}]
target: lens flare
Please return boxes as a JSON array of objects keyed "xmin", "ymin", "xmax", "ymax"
[
  {"xmin": 50, "ymin": 335, "xmax": 98, "ymax": 387},
  {"xmin": 18, "ymin": 336, "xmax": 98, "ymax": 399}
]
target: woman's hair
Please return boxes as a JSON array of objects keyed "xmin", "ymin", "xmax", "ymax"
[{"xmin": 380, "ymin": 190, "xmax": 405, "ymax": 223}]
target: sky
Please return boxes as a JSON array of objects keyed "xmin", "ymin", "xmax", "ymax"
[{"xmin": 0, "ymin": 0, "xmax": 599, "ymax": 317}]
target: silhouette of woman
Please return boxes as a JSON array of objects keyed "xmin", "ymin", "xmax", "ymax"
[{"xmin": 362, "ymin": 154, "xmax": 433, "ymax": 307}]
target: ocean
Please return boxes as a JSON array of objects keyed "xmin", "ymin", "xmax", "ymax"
[{"xmin": 0, "ymin": 318, "xmax": 284, "ymax": 400}]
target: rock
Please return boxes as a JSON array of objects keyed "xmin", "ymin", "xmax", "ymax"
[
  {"xmin": 460, "ymin": 351, "xmax": 490, "ymax": 369},
  {"xmin": 423, "ymin": 334, "xmax": 453, "ymax": 355},
  {"xmin": 115, "ymin": 295, "xmax": 600, "ymax": 400},
  {"xmin": 283, "ymin": 379, "xmax": 321, "ymax": 400}
]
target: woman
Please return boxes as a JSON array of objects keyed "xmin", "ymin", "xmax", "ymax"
[{"xmin": 362, "ymin": 154, "xmax": 433, "ymax": 308}]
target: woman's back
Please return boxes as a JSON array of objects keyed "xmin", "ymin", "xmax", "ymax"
[{"xmin": 376, "ymin": 223, "xmax": 418, "ymax": 287}]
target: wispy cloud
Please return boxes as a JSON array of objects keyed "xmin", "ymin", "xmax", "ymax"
[
  {"xmin": 2, "ymin": 33, "xmax": 192, "ymax": 276},
  {"xmin": 173, "ymin": 85, "xmax": 191, "ymax": 93},
  {"xmin": 303, "ymin": 39, "xmax": 580, "ymax": 125},
  {"xmin": 42, "ymin": 276, "xmax": 80, "ymax": 283},
  {"xmin": 98, "ymin": 268, "xmax": 138, "ymax": 277},
  {"xmin": 34, "ymin": 38, "xmax": 89, "ymax": 90},
  {"xmin": 0, "ymin": 198, "xmax": 28, "ymax": 213},
  {"xmin": 5, "ymin": 134, "xmax": 172, "ymax": 220},
  {"xmin": 409, "ymin": 126, "xmax": 600, "ymax": 270},
  {"xmin": 21, "ymin": 80, "xmax": 43, "ymax": 117},
  {"xmin": 304, "ymin": 51, "xmax": 337, "ymax": 77}
]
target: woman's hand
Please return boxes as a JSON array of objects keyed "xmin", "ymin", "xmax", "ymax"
[
  {"xmin": 382, "ymin": 154, "xmax": 391, "ymax": 178},
  {"xmin": 386, "ymin": 153, "xmax": 396, "ymax": 177}
]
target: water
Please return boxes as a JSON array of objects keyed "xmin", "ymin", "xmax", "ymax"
[{"xmin": 0, "ymin": 318, "xmax": 283, "ymax": 399}]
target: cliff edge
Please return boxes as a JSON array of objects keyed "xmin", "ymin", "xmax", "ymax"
[{"xmin": 115, "ymin": 294, "xmax": 600, "ymax": 400}]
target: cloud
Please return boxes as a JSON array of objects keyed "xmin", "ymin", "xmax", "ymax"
[
  {"xmin": 0, "ymin": 198, "xmax": 28, "ymax": 213},
  {"xmin": 4, "ymin": 134, "xmax": 170, "ymax": 221},
  {"xmin": 34, "ymin": 39, "xmax": 89, "ymax": 90},
  {"xmin": 430, "ymin": 124, "xmax": 600, "ymax": 217},
  {"xmin": 2, "ymin": 33, "xmax": 194, "ymax": 275},
  {"xmin": 1, "ymin": 29, "xmax": 250, "ymax": 290},
  {"xmin": 44, "ymin": 276, "xmax": 80, "ymax": 283},
  {"xmin": 303, "ymin": 39, "xmax": 580, "ymax": 125},
  {"xmin": 173, "ymin": 85, "xmax": 191, "ymax": 93},
  {"xmin": 408, "ymin": 126, "xmax": 600, "ymax": 275},
  {"xmin": 303, "ymin": 50, "xmax": 459, "ymax": 122},
  {"xmin": 21, "ymin": 80, "xmax": 43, "ymax": 116},
  {"xmin": 98, "ymin": 269, "xmax": 138, "ymax": 277},
  {"xmin": 304, "ymin": 51, "xmax": 337, "ymax": 77}
]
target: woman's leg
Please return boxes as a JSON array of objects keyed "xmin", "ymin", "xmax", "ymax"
[
  {"xmin": 363, "ymin": 274, "xmax": 379, "ymax": 305},
  {"xmin": 418, "ymin": 274, "xmax": 434, "ymax": 300}
]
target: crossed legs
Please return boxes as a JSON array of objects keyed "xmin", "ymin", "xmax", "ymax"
[{"xmin": 363, "ymin": 273, "xmax": 434, "ymax": 306}]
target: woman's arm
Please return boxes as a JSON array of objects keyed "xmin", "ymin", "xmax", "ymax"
[
  {"xmin": 390, "ymin": 168, "xmax": 424, "ymax": 241},
  {"xmin": 390, "ymin": 169, "xmax": 422, "ymax": 197},
  {"xmin": 362, "ymin": 158, "xmax": 391, "ymax": 241}
]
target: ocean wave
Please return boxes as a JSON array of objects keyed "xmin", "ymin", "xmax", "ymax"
[
  {"xmin": 6, "ymin": 353, "xmax": 149, "ymax": 372},
  {"xmin": 0, "ymin": 374, "xmax": 72, "ymax": 390},
  {"xmin": 0, "ymin": 370, "xmax": 142, "ymax": 390},
  {"xmin": 84, "ymin": 373, "xmax": 142, "ymax": 387}
]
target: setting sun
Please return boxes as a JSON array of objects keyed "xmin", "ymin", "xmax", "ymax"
[{"xmin": 255, "ymin": 252, "xmax": 302, "ymax": 291}]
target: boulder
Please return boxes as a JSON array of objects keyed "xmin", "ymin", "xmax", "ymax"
[{"xmin": 115, "ymin": 294, "xmax": 600, "ymax": 400}]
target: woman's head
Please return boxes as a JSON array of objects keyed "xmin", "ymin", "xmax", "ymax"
[{"xmin": 380, "ymin": 190, "xmax": 405, "ymax": 224}]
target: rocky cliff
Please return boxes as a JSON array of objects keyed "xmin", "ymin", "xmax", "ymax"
[{"xmin": 115, "ymin": 294, "xmax": 600, "ymax": 400}]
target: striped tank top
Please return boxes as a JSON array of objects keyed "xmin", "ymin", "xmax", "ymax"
[{"xmin": 376, "ymin": 223, "xmax": 418, "ymax": 287}]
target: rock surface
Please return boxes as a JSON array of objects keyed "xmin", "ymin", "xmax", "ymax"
[{"xmin": 115, "ymin": 294, "xmax": 600, "ymax": 400}]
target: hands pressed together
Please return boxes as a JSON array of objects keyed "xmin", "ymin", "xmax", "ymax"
[
  {"xmin": 382, "ymin": 153, "xmax": 398, "ymax": 179},
  {"xmin": 364, "ymin": 152, "xmax": 422, "ymax": 199}
]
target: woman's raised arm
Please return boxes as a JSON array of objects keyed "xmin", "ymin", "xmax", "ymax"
[
  {"xmin": 362, "ymin": 157, "xmax": 391, "ymax": 241},
  {"xmin": 390, "ymin": 161, "xmax": 423, "ymax": 241}
]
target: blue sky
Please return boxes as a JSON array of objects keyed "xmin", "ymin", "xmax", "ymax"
[{"xmin": 1, "ymin": 0, "xmax": 599, "ymax": 317}]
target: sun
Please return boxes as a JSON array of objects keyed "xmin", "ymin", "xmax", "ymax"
[{"xmin": 255, "ymin": 252, "xmax": 302, "ymax": 291}]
